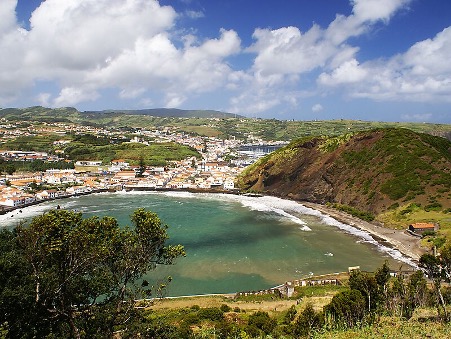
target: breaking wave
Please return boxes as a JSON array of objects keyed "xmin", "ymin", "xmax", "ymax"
[{"xmin": 0, "ymin": 191, "xmax": 417, "ymax": 268}]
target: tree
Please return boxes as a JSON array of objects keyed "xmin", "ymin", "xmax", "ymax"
[
  {"xmin": 419, "ymin": 253, "xmax": 448, "ymax": 321},
  {"xmin": 440, "ymin": 244, "xmax": 451, "ymax": 284},
  {"xmin": 247, "ymin": 311, "xmax": 277, "ymax": 336},
  {"xmin": 0, "ymin": 208, "xmax": 185, "ymax": 338},
  {"xmin": 294, "ymin": 303, "xmax": 323, "ymax": 337},
  {"xmin": 137, "ymin": 156, "xmax": 146, "ymax": 177},
  {"xmin": 324, "ymin": 289, "xmax": 366, "ymax": 329},
  {"xmin": 0, "ymin": 229, "xmax": 50, "ymax": 338},
  {"xmin": 349, "ymin": 269, "xmax": 379, "ymax": 313},
  {"xmin": 283, "ymin": 305, "xmax": 297, "ymax": 324},
  {"xmin": 4, "ymin": 164, "xmax": 15, "ymax": 175}
]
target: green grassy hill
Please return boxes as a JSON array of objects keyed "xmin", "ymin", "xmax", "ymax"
[
  {"xmin": 2, "ymin": 106, "xmax": 451, "ymax": 141},
  {"xmin": 237, "ymin": 128, "xmax": 451, "ymax": 226}
]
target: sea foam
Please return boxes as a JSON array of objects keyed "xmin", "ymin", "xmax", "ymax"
[
  {"xmin": 201, "ymin": 194, "xmax": 418, "ymax": 268},
  {"xmin": 0, "ymin": 191, "xmax": 418, "ymax": 268}
]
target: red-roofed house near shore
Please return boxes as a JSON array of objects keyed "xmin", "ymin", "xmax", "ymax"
[{"xmin": 408, "ymin": 222, "xmax": 439, "ymax": 234}]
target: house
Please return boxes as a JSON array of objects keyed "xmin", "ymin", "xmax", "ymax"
[
  {"xmin": 111, "ymin": 171, "xmax": 136, "ymax": 183},
  {"xmin": 75, "ymin": 161, "xmax": 103, "ymax": 167},
  {"xmin": 66, "ymin": 186, "xmax": 91, "ymax": 195},
  {"xmin": 0, "ymin": 196, "xmax": 26, "ymax": 207},
  {"xmin": 408, "ymin": 223, "xmax": 438, "ymax": 234},
  {"xmin": 23, "ymin": 194, "xmax": 36, "ymax": 204},
  {"xmin": 223, "ymin": 178, "xmax": 235, "ymax": 190},
  {"xmin": 36, "ymin": 189, "xmax": 58, "ymax": 200},
  {"xmin": 111, "ymin": 159, "xmax": 130, "ymax": 168}
]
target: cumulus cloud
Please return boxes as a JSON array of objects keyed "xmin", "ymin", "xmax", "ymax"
[
  {"xmin": 318, "ymin": 59, "xmax": 367, "ymax": 85},
  {"xmin": 351, "ymin": 0, "xmax": 411, "ymax": 23},
  {"xmin": 320, "ymin": 27, "xmax": 451, "ymax": 103},
  {"xmin": 36, "ymin": 93, "xmax": 51, "ymax": 107},
  {"xmin": 230, "ymin": 0, "xmax": 412, "ymax": 115},
  {"xmin": 2, "ymin": 0, "xmax": 450, "ymax": 118},
  {"xmin": 0, "ymin": 0, "xmax": 17, "ymax": 34},
  {"xmin": 165, "ymin": 93, "xmax": 187, "ymax": 108},
  {"xmin": 54, "ymin": 87, "xmax": 100, "ymax": 107},
  {"xmin": 0, "ymin": 0, "xmax": 240, "ymax": 107}
]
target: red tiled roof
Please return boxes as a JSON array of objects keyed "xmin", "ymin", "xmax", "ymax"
[{"xmin": 410, "ymin": 223, "xmax": 435, "ymax": 229}]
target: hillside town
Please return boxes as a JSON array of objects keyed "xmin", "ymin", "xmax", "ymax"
[{"xmin": 0, "ymin": 120, "xmax": 285, "ymax": 213}]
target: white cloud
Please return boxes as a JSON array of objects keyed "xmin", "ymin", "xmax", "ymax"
[
  {"xmin": 404, "ymin": 27, "xmax": 451, "ymax": 76},
  {"xmin": 119, "ymin": 88, "xmax": 147, "ymax": 99},
  {"xmin": 54, "ymin": 87, "xmax": 99, "ymax": 107},
  {"xmin": 2, "ymin": 0, "xmax": 450, "ymax": 119},
  {"xmin": 228, "ymin": 0, "xmax": 412, "ymax": 115},
  {"xmin": 401, "ymin": 113, "xmax": 433, "ymax": 122},
  {"xmin": 165, "ymin": 93, "xmax": 186, "ymax": 108},
  {"xmin": 36, "ymin": 92, "xmax": 51, "ymax": 106},
  {"xmin": 326, "ymin": 0, "xmax": 411, "ymax": 45},
  {"xmin": 0, "ymin": 0, "xmax": 17, "ymax": 34},
  {"xmin": 320, "ymin": 27, "xmax": 451, "ymax": 103},
  {"xmin": 26, "ymin": 0, "xmax": 176, "ymax": 71},
  {"xmin": 185, "ymin": 10, "xmax": 205, "ymax": 19},
  {"xmin": 250, "ymin": 25, "xmax": 329, "ymax": 76},
  {"xmin": 318, "ymin": 59, "xmax": 367, "ymax": 86},
  {"xmin": 0, "ymin": 0, "xmax": 242, "ymax": 107},
  {"xmin": 312, "ymin": 104, "xmax": 323, "ymax": 112},
  {"xmin": 351, "ymin": 0, "xmax": 411, "ymax": 23}
]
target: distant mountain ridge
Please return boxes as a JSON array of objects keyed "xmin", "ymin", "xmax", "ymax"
[
  {"xmin": 1, "ymin": 106, "xmax": 451, "ymax": 143},
  {"xmin": 82, "ymin": 108, "xmax": 241, "ymax": 118},
  {"xmin": 0, "ymin": 106, "xmax": 241, "ymax": 120},
  {"xmin": 237, "ymin": 128, "xmax": 451, "ymax": 217}
]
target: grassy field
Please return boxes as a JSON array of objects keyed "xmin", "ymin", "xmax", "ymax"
[
  {"xmin": 139, "ymin": 283, "xmax": 451, "ymax": 339},
  {"xmin": 317, "ymin": 317, "xmax": 451, "ymax": 339}
]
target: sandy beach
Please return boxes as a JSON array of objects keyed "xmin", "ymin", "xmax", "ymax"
[{"xmin": 300, "ymin": 201, "xmax": 427, "ymax": 263}]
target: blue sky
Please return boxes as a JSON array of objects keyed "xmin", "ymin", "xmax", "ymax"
[{"xmin": 2, "ymin": 0, "xmax": 451, "ymax": 122}]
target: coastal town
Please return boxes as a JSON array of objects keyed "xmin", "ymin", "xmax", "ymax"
[{"xmin": 0, "ymin": 119, "xmax": 285, "ymax": 213}]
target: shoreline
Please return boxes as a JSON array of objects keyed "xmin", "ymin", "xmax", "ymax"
[
  {"xmin": 300, "ymin": 201, "xmax": 426, "ymax": 263},
  {"xmin": 1, "ymin": 188, "xmax": 425, "ymax": 266}
]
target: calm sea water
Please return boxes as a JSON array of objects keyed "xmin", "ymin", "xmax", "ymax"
[{"xmin": 1, "ymin": 191, "xmax": 416, "ymax": 296}]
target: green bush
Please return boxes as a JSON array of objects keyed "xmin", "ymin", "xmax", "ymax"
[
  {"xmin": 324, "ymin": 289, "xmax": 367, "ymax": 329},
  {"xmin": 247, "ymin": 311, "xmax": 277, "ymax": 335},
  {"xmin": 283, "ymin": 305, "xmax": 297, "ymax": 324},
  {"xmin": 424, "ymin": 202, "xmax": 442, "ymax": 212},
  {"xmin": 421, "ymin": 230, "xmax": 436, "ymax": 238},
  {"xmin": 220, "ymin": 304, "xmax": 231, "ymax": 313},
  {"xmin": 197, "ymin": 307, "xmax": 224, "ymax": 321},
  {"xmin": 332, "ymin": 204, "xmax": 375, "ymax": 222},
  {"xmin": 293, "ymin": 303, "xmax": 324, "ymax": 337}
]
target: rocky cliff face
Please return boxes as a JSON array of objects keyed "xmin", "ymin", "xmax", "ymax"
[{"xmin": 237, "ymin": 129, "xmax": 451, "ymax": 216}]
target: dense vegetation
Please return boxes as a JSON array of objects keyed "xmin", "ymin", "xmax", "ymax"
[
  {"xmin": 1, "ymin": 131, "xmax": 201, "ymax": 167},
  {"xmin": 5, "ymin": 225, "xmax": 451, "ymax": 339},
  {"xmin": 0, "ymin": 208, "xmax": 184, "ymax": 338},
  {"xmin": 113, "ymin": 253, "xmax": 451, "ymax": 338},
  {"xmin": 64, "ymin": 141, "xmax": 201, "ymax": 166},
  {"xmin": 0, "ymin": 159, "xmax": 74, "ymax": 175},
  {"xmin": 1, "ymin": 135, "xmax": 63, "ymax": 152}
]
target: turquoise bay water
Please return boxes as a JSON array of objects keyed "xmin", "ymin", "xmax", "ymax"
[{"xmin": 1, "ymin": 192, "xmax": 415, "ymax": 296}]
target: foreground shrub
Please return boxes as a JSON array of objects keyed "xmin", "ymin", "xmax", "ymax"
[
  {"xmin": 324, "ymin": 290, "xmax": 366, "ymax": 329},
  {"xmin": 247, "ymin": 311, "xmax": 277, "ymax": 336},
  {"xmin": 293, "ymin": 303, "xmax": 324, "ymax": 337}
]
